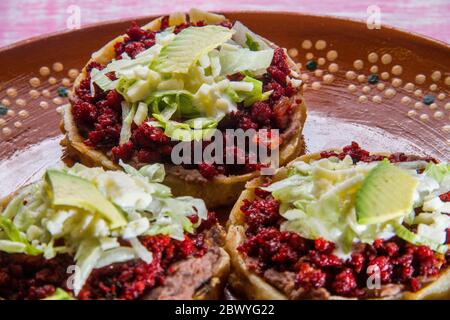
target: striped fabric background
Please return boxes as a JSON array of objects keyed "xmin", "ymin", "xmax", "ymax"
[{"xmin": 0, "ymin": 0, "xmax": 449, "ymax": 47}]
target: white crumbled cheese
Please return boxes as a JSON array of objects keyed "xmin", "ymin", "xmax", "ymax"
[
  {"xmin": 229, "ymin": 81, "xmax": 253, "ymax": 92},
  {"xmin": 129, "ymin": 237, "xmax": 153, "ymax": 263},
  {"xmin": 199, "ymin": 54, "xmax": 211, "ymax": 69},
  {"xmin": 134, "ymin": 66, "xmax": 150, "ymax": 80},
  {"xmin": 46, "ymin": 210, "xmax": 77, "ymax": 236},
  {"xmin": 93, "ymin": 218, "xmax": 109, "ymax": 237},
  {"xmin": 99, "ymin": 237, "xmax": 120, "ymax": 251},
  {"xmin": 122, "ymin": 218, "xmax": 150, "ymax": 239}
]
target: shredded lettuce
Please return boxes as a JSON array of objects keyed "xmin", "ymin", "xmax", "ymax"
[
  {"xmin": 0, "ymin": 216, "xmax": 42, "ymax": 255},
  {"xmin": 241, "ymin": 76, "xmax": 271, "ymax": 107},
  {"xmin": 245, "ymin": 33, "xmax": 260, "ymax": 51},
  {"xmin": 152, "ymin": 113, "xmax": 218, "ymax": 142},
  {"xmin": 119, "ymin": 101, "xmax": 136, "ymax": 145},
  {"xmin": 153, "ymin": 25, "xmax": 234, "ymax": 74},
  {"xmin": 394, "ymin": 223, "xmax": 448, "ymax": 254},
  {"xmin": 267, "ymin": 156, "xmax": 449, "ymax": 258},
  {"xmin": 231, "ymin": 21, "xmax": 270, "ymax": 50},
  {"xmin": 133, "ymin": 102, "xmax": 149, "ymax": 125},
  {"xmin": 425, "ymin": 162, "xmax": 449, "ymax": 183},
  {"xmin": 219, "ymin": 47, "xmax": 274, "ymax": 76},
  {"xmin": 146, "ymin": 90, "xmax": 201, "ymax": 119}
]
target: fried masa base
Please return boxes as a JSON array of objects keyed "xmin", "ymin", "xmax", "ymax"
[
  {"xmin": 225, "ymin": 151, "xmax": 450, "ymax": 300},
  {"xmin": 0, "ymin": 191, "xmax": 230, "ymax": 300},
  {"xmin": 61, "ymin": 8, "xmax": 307, "ymax": 209}
]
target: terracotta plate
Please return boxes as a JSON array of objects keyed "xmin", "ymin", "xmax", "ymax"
[{"xmin": 0, "ymin": 11, "xmax": 449, "ymax": 199}]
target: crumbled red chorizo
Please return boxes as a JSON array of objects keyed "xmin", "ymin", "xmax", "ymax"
[{"xmin": 238, "ymin": 142, "xmax": 448, "ymax": 297}]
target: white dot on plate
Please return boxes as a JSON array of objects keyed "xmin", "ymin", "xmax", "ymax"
[
  {"xmin": 381, "ymin": 53, "xmax": 392, "ymax": 64},
  {"xmin": 401, "ymin": 96, "xmax": 411, "ymax": 105},
  {"xmin": 29, "ymin": 89, "xmax": 40, "ymax": 99},
  {"xmin": 2, "ymin": 127, "xmax": 11, "ymax": 136},
  {"xmin": 328, "ymin": 63, "xmax": 339, "ymax": 73},
  {"xmin": 39, "ymin": 66, "xmax": 50, "ymax": 77},
  {"xmin": 53, "ymin": 97, "xmax": 63, "ymax": 105},
  {"xmin": 6, "ymin": 88, "xmax": 17, "ymax": 97},
  {"xmin": 15, "ymin": 98, "xmax": 26, "ymax": 107},
  {"xmin": 404, "ymin": 83, "xmax": 414, "ymax": 92},
  {"xmin": 323, "ymin": 74, "xmax": 334, "ymax": 84},
  {"xmin": 429, "ymin": 84, "xmax": 437, "ymax": 91},
  {"xmin": 414, "ymin": 89, "xmax": 423, "ymax": 97},
  {"xmin": 326, "ymin": 50, "xmax": 338, "ymax": 61},
  {"xmin": 314, "ymin": 69, "xmax": 323, "ymax": 78},
  {"xmin": 353, "ymin": 60, "xmax": 364, "ymax": 70},
  {"xmin": 391, "ymin": 65, "xmax": 402, "ymax": 76},
  {"xmin": 414, "ymin": 102, "xmax": 424, "ymax": 110},
  {"xmin": 346, "ymin": 71, "xmax": 357, "ymax": 80},
  {"xmin": 381, "ymin": 72, "xmax": 390, "ymax": 80},
  {"xmin": 357, "ymin": 74, "xmax": 366, "ymax": 83},
  {"xmin": 314, "ymin": 69, "xmax": 324, "ymax": 77},
  {"xmin": 442, "ymin": 125, "xmax": 450, "ymax": 133},
  {"xmin": 376, "ymin": 83, "xmax": 385, "ymax": 91},
  {"xmin": 62, "ymin": 78, "xmax": 71, "ymax": 87},
  {"xmin": 431, "ymin": 71, "xmax": 441, "ymax": 82},
  {"xmin": 445, "ymin": 76, "xmax": 450, "ymax": 86},
  {"xmin": 415, "ymin": 74, "xmax": 426, "ymax": 84},
  {"xmin": 29, "ymin": 77, "xmax": 41, "ymax": 88},
  {"xmin": 348, "ymin": 84, "xmax": 357, "ymax": 92},
  {"xmin": 368, "ymin": 52, "xmax": 378, "ymax": 63},
  {"xmin": 48, "ymin": 77, "xmax": 57, "ymax": 85},
  {"xmin": 437, "ymin": 93, "xmax": 445, "ymax": 100},
  {"xmin": 317, "ymin": 57, "xmax": 326, "ymax": 66},
  {"xmin": 445, "ymin": 102, "xmax": 450, "ymax": 110},
  {"xmin": 407, "ymin": 110, "xmax": 417, "ymax": 117},
  {"xmin": 302, "ymin": 40, "xmax": 312, "ymax": 49},
  {"xmin": 18, "ymin": 110, "xmax": 29, "ymax": 118},
  {"xmin": 429, "ymin": 103, "xmax": 438, "ymax": 110},
  {"xmin": 419, "ymin": 114, "xmax": 429, "ymax": 121},
  {"xmin": 391, "ymin": 78, "xmax": 402, "ymax": 88},
  {"xmin": 306, "ymin": 52, "xmax": 314, "ymax": 60},
  {"xmin": 39, "ymin": 101, "xmax": 49, "ymax": 109},
  {"xmin": 362, "ymin": 86, "xmax": 371, "ymax": 94},
  {"xmin": 287, "ymin": 48, "xmax": 298, "ymax": 57},
  {"xmin": 372, "ymin": 95, "xmax": 382, "ymax": 103},
  {"xmin": 311, "ymin": 81, "xmax": 321, "ymax": 90},
  {"xmin": 433, "ymin": 111, "xmax": 444, "ymax": 120},
  {"xmin": 370, "ymin": 65, "xmax": 378, "ymax": 73},
  {"xmin": 1, "ymin": 98, "xmax": 10, "ymax": 107},
  {"xmin": 358, "ymin": 95, "xmax": 368, "ymax": 103},
  {"xmin": 384, "ymin": 88, "xmax": 396, "ymax": 98},
  {"xmin": 68, "ymin": 68, "xmax": 80, "ymax": 79},
  {"xmin": 52, "ymin": 62, "xmax": 64, "ymax": 72},
  {"xmin": 14, "ymin": 121, "xmax": 22, "ymax": 128},
  {"xmin": 315, "ymin": 40, "xmax": 327, "ymax": 50}
]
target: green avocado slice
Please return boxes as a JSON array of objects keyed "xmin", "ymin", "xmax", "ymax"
[
  {"xmin": 355, "ymin": 160, "xmax": 418, "ymax": 225},
  {"xmin": 45, "ymin": 170, "xmax": 127, "ymax": 229}
]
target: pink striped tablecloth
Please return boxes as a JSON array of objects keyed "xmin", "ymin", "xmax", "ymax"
[{"xmin": 0, "ymin": 0, "xmax": 449, "ymax": 47}]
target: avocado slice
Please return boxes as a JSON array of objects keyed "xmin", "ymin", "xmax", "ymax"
[
  {"xmin": 45, "ymin": 170, "xmax": 127, "ymax": 229},
  {"xmin": 355, "ymin": 160, "xmax": 418, "ymax": 225}
]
